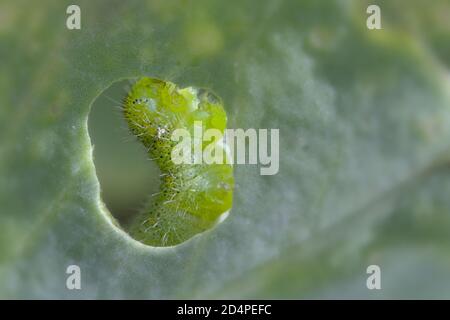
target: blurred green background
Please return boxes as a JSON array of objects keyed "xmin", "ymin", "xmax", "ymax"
[{"xmin": 1, "ymin": 0, "xmax": 450, "ymax": 299}]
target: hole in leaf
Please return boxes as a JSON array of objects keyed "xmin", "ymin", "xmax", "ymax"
[
  {"xmin": 88, "ymin": 80, "xmax": 160, "ymax": 228},
  {"xmin": 88, "ymin": 77, "xmax": 233, "ymax": 247}
]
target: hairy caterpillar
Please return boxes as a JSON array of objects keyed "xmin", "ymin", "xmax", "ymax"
[{"xmin": 123, "ymin": 77, "xmax": 234, "ymax": 246}]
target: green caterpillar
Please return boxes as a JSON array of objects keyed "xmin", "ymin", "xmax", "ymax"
[{"xmin": 122, "ymin": 77, "xmax": 234, "ymax": 246}]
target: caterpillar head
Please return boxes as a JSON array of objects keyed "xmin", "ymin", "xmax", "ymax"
[{"xmin": 124, "ymin": 77, "xmax": 227, "ymax": 139}]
